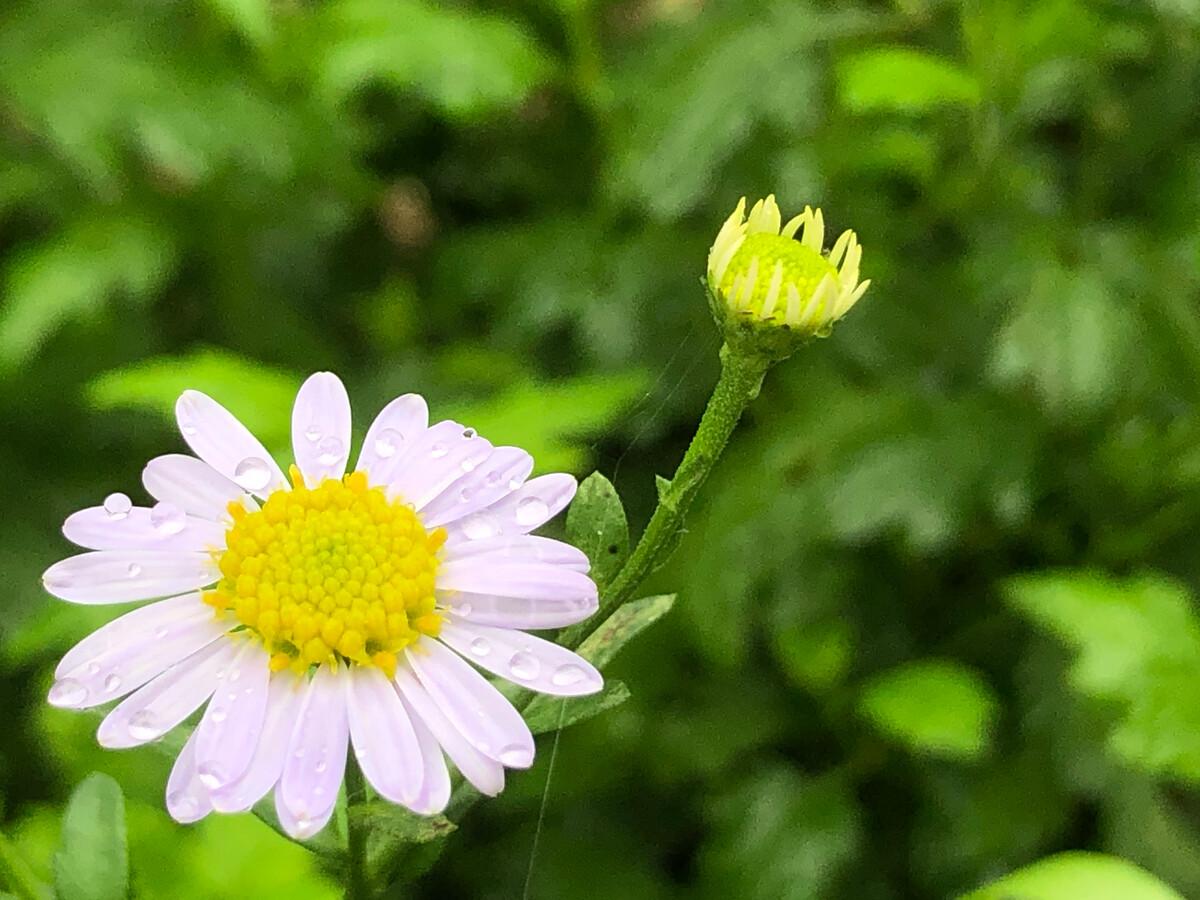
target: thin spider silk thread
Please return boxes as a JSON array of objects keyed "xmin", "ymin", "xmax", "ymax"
[{"xmin": 522, "ymin": 699, "xmax": 568, "ymax": 900}]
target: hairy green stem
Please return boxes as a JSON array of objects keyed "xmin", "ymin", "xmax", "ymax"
[{"xmin": 345, "ymin": 759, "xmax": 371, "ymax": 900}]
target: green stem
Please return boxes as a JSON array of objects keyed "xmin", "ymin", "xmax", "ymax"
[
  {"xmin": 0, "ymin": 831, "xmax": 50, "ymax": 900},
  {"xmin": 563, "ymin": 345, "xmax": 772, "ymax": 645},
  {"xmin": 344, "ymin": 760, "xmax": 371, "ymax": 900}
]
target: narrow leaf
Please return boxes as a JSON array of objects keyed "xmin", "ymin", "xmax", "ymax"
[
  {"xmin": 525, "ymin": 680, "xmax": 631, "ymax": 734},
  {"xmin": 577, "ymin": 594, "xmax": 676, "ymax": 670}
]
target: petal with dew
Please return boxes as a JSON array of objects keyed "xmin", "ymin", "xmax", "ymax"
[
  {"xmin": 193, "ymin": 641, "xmax": 271, "ymax": 790},
  {"xmin": 143, "ymin": 454, "xmax": 245, "ymax": 521},
  {"xmin": 387, "ymin": 421, "xmax": 494, "ymax": 511},
  {"xmin": 292, "ymin": 372, "xmax": 352, "ymax": 488},
  {"xmin": 406, "ymin": 711, "xmax": 451, "ymax": 815},
  {"xmin": 440, "ymin": 592, "xmax": 598, "ymax": 630},
  {"xmin": 166, "ymin": 730, "xmax": 214, "ymax": 825},
  {"xmin": 442, "ymin": 535, "xmax": 589, "ymax": 572},
  {"xmin": 63, "ymin": 506, "xmax": 226, "ymax": 553},
  {"xmin": 175, "ymin": 390, "xmax": 287, "ymax": 497},
  {"xmin": 276, "ymin": 666, "xmax": 348, "ymax": 839},
  {"xmin": 345, "ymin": 667, "xmax": 424, "ymax": 807},
  {"xmin": 405, "ymin": 639, "xmax": 534, "ymax": 768},
  {"xmin": 97, "ymin": 638, "xmax": 239, "ymax": 749},
  {"xmin": 43, "ymin": 551, "xmax": 219, "ymax": 605},
  {"xmin": 437, "ymin": 561, "xmax": 597, "ymax": 603},
  {"xmin": 356, "ymin": 393, "xmax": 429, "ymax": 484},
  {"xmin": 421, "ymin": 446, "xmax": 534, "ymax": 528},
  {"xmin": 444, "ymin": 474, "xmax": 577, "ymax": 547},
  {"xmin": 438, "ymin": 620, "xmax": 602, "ymax": 697}
]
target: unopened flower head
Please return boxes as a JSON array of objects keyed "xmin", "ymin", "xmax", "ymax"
[
  {"xmin": 43, "ymin": 373, "xmax": 603, "ymax": 839},
  {"xmin": 707, "ymin": 196, "xmax": 869, "ymax": 341}
]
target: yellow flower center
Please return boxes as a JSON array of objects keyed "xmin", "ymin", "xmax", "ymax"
[
  {"xmin": 719, "ymin": 233, "xmax": 837, "ymax": 320},
  {"xmin": 205, "ymin": 467, "xmax": 446, "ymax": 676}
]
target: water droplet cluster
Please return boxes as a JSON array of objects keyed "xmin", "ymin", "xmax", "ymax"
[{"xmin": 206, "ymin": 467, "xmax": 446, "ymax": 674}]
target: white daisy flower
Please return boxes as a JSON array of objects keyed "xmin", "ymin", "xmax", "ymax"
[{"xmin": 43, "ymin": 373, "xmax": 603, "ymax": 839}]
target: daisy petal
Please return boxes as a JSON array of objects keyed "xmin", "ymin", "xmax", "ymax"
[
  {"xmin": 175, "ymin": 390, "xmax": 287, "ymax": 498},
  {"xmin": 166, "ymin": 730, "xmax": 213, "ymax": 824},
  {"xmin": 193, "ymin": 641, "xmax": 271, "ymax": 790},
  {"xmin": 407, "ymin": 712, "xmax": 451, "ymax": 815},
  {"xmin": 356, "ymin": 393, "xmax": 429, "ymax": 484},
  {"xmin": 388, "ymin": 421, "xmax": 494, "ymax": 511},
  {"xmin": 394, "ymin": 667, "xmax": 504, "ymax": 796},
  {"xmin": 142, "ymin": 454, "xmax": 245, "ymax": 521},
  {"xmin": 210, "ymin": 674, "xmax": 307, "ymax": 814},
  {"xmin": 421, "ymin": 446, "xmax": 534, "ymax": 528},
  {"xmin": 438, "ymin": 620, "xmax": 603, "ymax": 697},
  {"xmin": 445, "ymin": 474, "xmax": 577, "ymax": 547},
  {"xmin": 437, "ymin": 561, "xmax": 597, "ymax": 603},
  {"xmin": 345, "ymin": 667, "xmax": 424, "ymax": 806},
  {"xmin": 291, "ymin": 372, "xmax": 352, "ymax": 487},
  {"xmin": 443, "ymin": 535, "xmax": 589, "ymax": 572},
  {"xmin": 97, "ymin": 638, "xmax": 239, "ymax": 749},
  {"xmin": 51, "ymin": 594, "xmax": 230, "ymax": 709},
  {"xmin": 405, "ymin": 638, "xmax": 534, "ymax": 768},
  {"xmin": 43, "ymin": 551, "xmax": 219, "ymax": 605},
  {"xmin": 441, "ymin": 592, "xmax": 598, "ymax": 630},
  {"xmin": 63, "ymin": 506, "xmax": 226, "ymax": 552},
  {"xmin": 276, "ymin": 666, "xmax": 348, "ymax": 840}
]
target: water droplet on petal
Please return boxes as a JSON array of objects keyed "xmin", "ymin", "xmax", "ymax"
[
  {"xmin": 296, "ymin": 815, "xmax": 312, "ymax": 834},
  {"xmin": 374, "ymin": 428, "xmax": 402, "ymax": 459},
  {"xmin": 461, "ymin": 515, "xmax": 497, "ymax": 541},
  {"xmin": 104, "ymin": 674, "xmax": 122, "ymax": 693},
  {"xmin": 150, "ymin": 501, "xmax": 186, "ymax": 536},
  {"xmin": 128, "ymin": 709, "xmax": 163, "ymax": 741},
  {"xmin": 429, "ymin": 442, "xmax": 449, "ymax": 459},
  {"xmin": 485, "ymin": 470, "xmax": 502, "ymax": 486},
  {"xmin": 168, "ymin": 790, "xmax": 200, "ymax": 818},
  {"xmin": 551, "ymin": 664, "xmax": 588, "ymax": 688},
  {"xmin": 315, "ymin": 760, "xmax": 327, "ymax": 774},
  {"xmin": 508, "ymin": 651, "xmax": 540, "ymax": 681},
  {"xmin": 515, "ymin": 497, "xmax": 549, "ymax": 527},
  {"xmin": 508, "ymin": 478, "xmax": 523, "ymax": 491},
  {"xmin": 86, "ymin": 662, "xmax": 101, "ymax": 676},
  {"xmin": 459, "ymin": 486, "xmax": 474, "ymax": 502},
  {"xmin": 234, "ymin": 457, "xmax": 272, "ymax": 491},
  {"xmin": 103, "ymin": 492, "xmax": 132, "ymax": 520},
  {"xmin": 457, "ymin": 602, "xmax": 474, "ymax": 618},
  {"xmin": 462, "ymin": 428, "xmax": 476, "ymax": 439},
  {"xmin": 317, "ymin": 436, "xmax": 345, "ymax": 467},
  {"xmin": 498, "ymin": 745, "xmax": 532, "ymax": 767},
  {"xmin": 127, "ymin": 563, "xmax": 142, "ymax": 578},
  {"xmin": 210, "ymin": 707, "xmax": 228, "ymax": 723},
  {"xmin": 154, "ymin": 626, "xmax": 169, "ymax": 639},
  {"xmin": 469, "ymin": 637, "xmax": 491, "ymax": 657},
  {"xmin": 304, "ymin": 423, "xmax": 322, "ymax": 442},
  {"xmin": 48, "ymin": 679, "xmax": 88, "ymax": 707}
]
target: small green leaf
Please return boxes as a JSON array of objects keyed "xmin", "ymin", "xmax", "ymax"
[
  {"xmin": 838, "ymin": 47, "xmax": 980, "ymax": 113},
  {"xmin": 859, "ymin": 659, "xmax": 999, "ymax": 760},
  {"xmin": 566, "ymin": 473, "xmax": 629, "ymax": 589},
  {"xmin": 350, "ymin": 801, "xmax": 455, "ymax": 880},
  {"xmin": 524, "ymin": 680, "xmax": 631, "ymax": 734},
  {"xmin": 54, "ymin": 774, "xmax": 128, "ymax": 900},
  {"xmin": 576, "ymin": 594, "xmax": 676, "ymax": 670},
  {"xmin": 960, "ymin": 852, "xmax": 1185, "ymax": 900}
]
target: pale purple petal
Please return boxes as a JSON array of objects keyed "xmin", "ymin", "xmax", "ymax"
[
  {"xmin": 210, "ymin": 673, "xmax": 306, "ymax": 814},
  {"xmin": 276, "ymin": 665, "xmax": 348, "ymax": 840},
  {"xmin": 193, "ymin": 641, "xmax": 271, "ymax": 790},
  {"xmin": 43, "ymin": 551, "xmax": 219, "ymax": 605},
  {"xmin": 442, "ymin": 535, "xmax": 589, "ymax": 572},
  {"xmin": 421, "ymin": 447, "xmax": 534, "ymax": 528},
  {"xmin": 97, "ymin": 638, "xmax": 239, "ymax": 749},
  {"xmin": 437, "ymin": 561, "xmax": 597, "ymax": 603},
  {"xmin": 440, "ymin": 593, "xmax": 598, "ymax": 630},
  {"xmin": 166, "ymin": 730, "xmax": 213, "ymax": 824},
  {"xmin": 345, "ymin": 667, "xmax": 424, "ymax": 806},
  {"xmin": 406, "ymin": 711, "xmax": 451, "ymax": 815},
  {"xmin": 175, "ymin": 390, "xmax": 288, "ymax": 498},
  {"xmin": 394, "ymin": 666, "xmax": 504, "ymax": 796},
  {"xmin": 444, "ymin": 474, "xmax": 577, "ymax": 547},
  {"xmin": 142, "ymin": 454, "xmax": 245, "ymax": 521},
  {"xmin": 404, "ymin": 639, "xmax": 534, "ymax": 768},
  {"xmin": 356, "ymin": 393, "xmax": 429, "ymax": 484},
  {"xmin": 438, "ymin": 620, "xmax": 603, "ymax": 697},
  {"xmin": 291, "ymin": 372, "xmax": 352, "ymax": 487},
  {"xmin": 51, "ymin": 594, "xmax": 230, "ymax": 709},
  {"xmin": 63, "ymin": 506, "xmax": 226, "ymax": 552},
  {"xmin": 387, "ymin": 421, "xmax": 494, "ymax": 511}
]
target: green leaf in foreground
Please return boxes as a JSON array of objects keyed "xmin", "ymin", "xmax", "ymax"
[
  {"xmin": 525, "ymin": 680, "xmax": 631, "ymax": 735},
  {"xmin": 566, "ymin": 472, "xmax": 629, "ymax": 590},
  {"xmin": 1004, "ymin": 570, "xmax": 1200, "ymax": 781},
  {"xmin": 575, "ymin": 594, "xmax": 675, "ymax": 669},
  {"xmin": 960, "ymin": 851, "xmax": 1185, "ymax": 900},
  {"xmin": 858, "ymin": 659, "xmax": 999, "ymax": 761},
  {"xmin": 54, "ymin": 774, "xmax": 128, "ymax": 900}
]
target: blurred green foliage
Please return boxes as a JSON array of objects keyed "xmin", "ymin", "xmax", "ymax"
[{"xmin": 2, "ymin": 0, "xmax": 1200, "ymax": 896}]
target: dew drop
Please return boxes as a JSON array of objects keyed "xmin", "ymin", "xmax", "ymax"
[
  {"xmin": 86, "ymin": 662, "xmax": 101, "ymax": 676},
  {"xmin": 459, "ymin": 486, "xmax": 475, "ymax": 502},
  {"xmin": 294, "ymin": 747, "xmax": 306, "ymax": 760},
  {"xmin": 469, "ymin": 637, "xmax": 491, "ymax": 658},
  {"xmin": 456, "ymin": 602, "xmax": 474, "ymax": 618},
  {"xmin": 103, "ymin": 492, "xmax": 132, "ymax": 521},
  {"xmin": 315, "ymin": 760, "xmax": 327, "ymax": 774},
  {"xmin": 296, "ymin": 815, "xmax": 312, "ymax": 834},
  {"xmin": 485, "ymin": 470, "xmax": 502, "ymax": 486},
  {"xmin": 304, "ymin": 423, "xmax": 323, "ymax": 442},
  {"xmin": 229, "ymin": 667, "xmax": 241, "ymax": 682},
  {"xmin": 498, "ymin": 745, "xmax": 532, "ymax": 767},
  {"xmin": 168, "ymin": 790, "xmax": 200, "ymax": 819},
  {"xmin": 234, "ymin": 457, "xmax": 272, "ymax": 491},
  {"xmin": 374, "ymin": 428, "xmax": 402, "ymax": 459},
  {"xmin": 210, "ymin": 707, "xmax": 228, "ymax": 724},
  {"xmin": 48, "ymin": 678, "xmax": 88, "ymax": 707},
  {"xmin": 104, "ymin": 674, "xmax": 122, "ymax": 693},
  {"xmin": 461, "ymin": 457, "xmax": 478, "ymax": 473},
  {"xmin": 197, "ymin": 770, "xmax": 223, "ymax": 791},
  {"xmin": 508, "ymin": 478, "xmax": 523, "ymax": 491},
  {"xmin": 126, "ymin": 563, "xmax": 142, "ymax": 578},
  {"xmin": 150, "ymin": 501, "xmax": 186, "ymax": 536},
  {"xmin": 551, "ymin": 664, "xmax": 588, "ymax": 688},
  {"xmin": 128, "ymin": 709, "xmax": 162, "ymax": 741},
  {"xmin": 515, "ymin": 497, "xmax": 549, "ymax": 527},
  {"xmin": 461, "ymin": 515, "xmax": 497, "ymax": 541},
  {"xmin": 317, "ymin": 436, "xmax": 345, "ymax": 467},
  {"xmin": 154, "ymin": 626, "xmax": 170, "ymax": 639},
  {"xmin": 462, "ymin": 428, "xmax": 476, "ymax": 439},
  {"xmin": 429, "ymin": 442, "xmax": 449, "ymax": 459},
  {"xmin": 508, "ymin": 651, "xmax": 540, "ymax": 681}
]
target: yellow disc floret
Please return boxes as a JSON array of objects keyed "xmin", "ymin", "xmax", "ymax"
[
  {"xmin": 718, "ymin": 232, "xmax": 838, "ymax": 323},
  {"xmin": 206, "ymin": 467, "xmax": 446, "ymax": 676}
]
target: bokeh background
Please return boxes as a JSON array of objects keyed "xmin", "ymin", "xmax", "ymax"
[{"xmin": 2, "ymin": 0, "xmax": 1200, "ymax": 896}]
